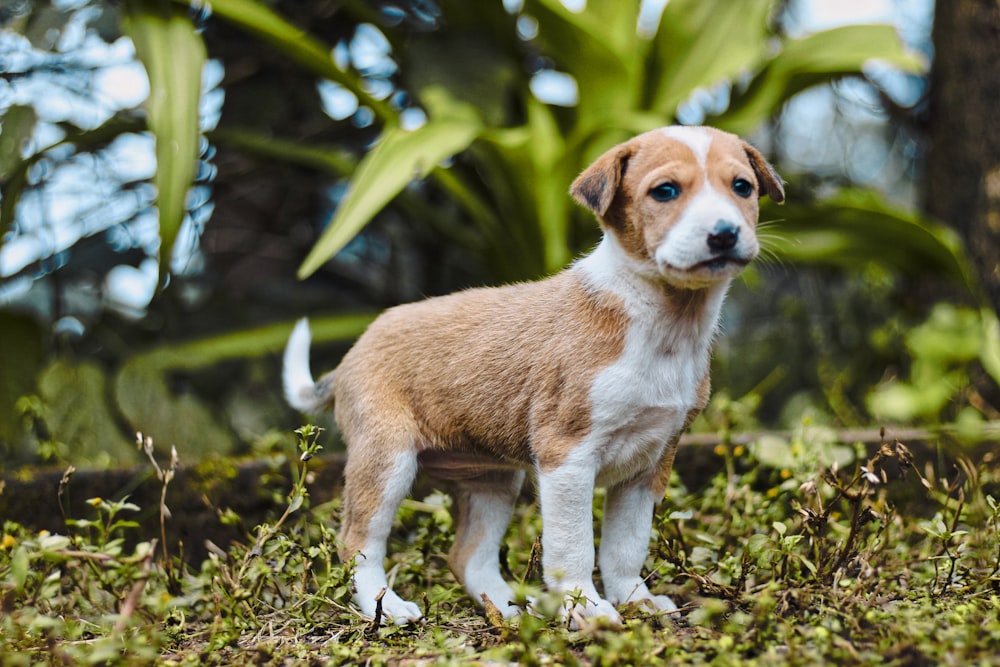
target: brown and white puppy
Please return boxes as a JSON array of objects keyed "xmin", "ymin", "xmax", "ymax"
[{"xmin": 283, "ymin": 126, "xmax": 784, "ymax": 626}]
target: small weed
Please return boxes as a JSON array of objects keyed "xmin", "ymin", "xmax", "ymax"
[{"xmin": 1, "ymin": 426, "xmax": 999, "ymax": 664}]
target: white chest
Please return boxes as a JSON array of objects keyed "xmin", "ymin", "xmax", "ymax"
[
  {"xmin": 586, "ymin": 322, "xmax": 711, "ymax": 486},
  {"xmin": 571, "ymin": 235, "xmax": 729, "ymax": 487}
]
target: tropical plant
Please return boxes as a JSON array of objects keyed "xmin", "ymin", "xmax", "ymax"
[{"xmin": 0, "ymin": 0, "xmax": 977, "ymax": 461}]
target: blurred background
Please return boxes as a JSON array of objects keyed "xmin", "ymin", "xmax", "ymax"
[{"xmin": 1, "ymin": 0, "xmax": 998, "ymax": 469}]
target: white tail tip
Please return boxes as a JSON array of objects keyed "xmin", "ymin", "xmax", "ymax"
[{"xmin": 283, "ymin": 318, "xmax": 321, "ymax": 413}]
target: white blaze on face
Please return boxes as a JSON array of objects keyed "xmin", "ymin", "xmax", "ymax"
[{"xmin": 663, "ymin": 126, "xmax": 711, "ymax": 166}]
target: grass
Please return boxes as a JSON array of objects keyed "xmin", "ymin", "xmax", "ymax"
[{"xmin": 2, "ymin": 425, "xmax": 999, "ymax": 665}]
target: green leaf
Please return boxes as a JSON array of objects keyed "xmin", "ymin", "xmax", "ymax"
[
  {"xmin": 10, "ymin": 546, "xmax": 29, "ymax": 591},
  {"xmin": 123, "ymin": 314, "xmax": 376, "ymax": 374},
  {"xmin": 979, "ymin": 310, "xmax": 1000, "ymax": 387},
  {"xmin": 114, "ymin": 361, "xmax": 233, "ymax": 459},
  {"xmin": 38, "ymin": 360, "xmax": 135, "ymax": 465},
  {"xmin": 123, "ymin": 0, "xmax": 206, "ymax": 284},
  {"xmin": 867, "ymin": 375, "xmax": 962, "ymax": 422},
  {"xmin": 0, "ymin": 105, "xmax": 36, "ymax": 182},
  {"xmin": 764, "ymin": 189, "xmax": 973, "ymax": 288},
  {"xmin": 109, "ymin": 313, "xmax": 373, "ymax": 458},
  {"xmin": 648, "ymin": 0, "xmax": 775, "ymax": 116},
  {"xmin": 208, "ymin": 128, "xmax": 355, "ymax": 178},
  {"xmin": 720, "ymin": 24, "xmax": 925, "ymax": 134},
  {"xmin": 0, "ymin": 106, "xmax": 38, "ymax": 243},
  {"xmin": 0, "ymin": 313, "xmax": 44, "ymax": 447},
  {"xmin": 524, "ymin": 0, "xmax": 635, "ymax": 117},
  {"xmin": 905, "ymin": 304, "xmax": 982, "ymax": 363},
  {"xmin": 297, "ymin": 89, "xmax": 483, "ymax": 279},
  {"xmin": 526, "ymin": 99, "xmax": 573, "ymax": 272},
  {"xmin": 181, "ymin": 0, "xmax": 392, "ymax": 121}
]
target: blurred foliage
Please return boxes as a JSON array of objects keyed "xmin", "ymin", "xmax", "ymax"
[
  {"xmin": 869, "ymin": 304, "xmax": 1000, "ymax": 425},
  {"xmin": 0, "ymin": 0, "xmax": 991, "ymax": 466}
]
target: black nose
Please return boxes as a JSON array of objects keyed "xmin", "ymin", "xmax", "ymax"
[{"xmin": 707, "ymin": 222, "xmax": 739, "ymax": 253}]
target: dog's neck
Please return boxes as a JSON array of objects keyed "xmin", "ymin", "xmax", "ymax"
[{"xmin": 575, "ymin": 233, "xmax": 731, "ymax": 348}]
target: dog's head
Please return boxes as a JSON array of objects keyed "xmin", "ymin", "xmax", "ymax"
[{"xmin": 571, "ymin": 126, "xmax": 784, "ymax": 289}]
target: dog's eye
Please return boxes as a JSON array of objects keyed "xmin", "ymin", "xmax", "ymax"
[
  {"xmin": 732, "ymin": 178, "xmax": 754, "ymax": 198},
  {"xmin": 650, "ymin": 182, "xmax": 681, "ymax": 202}
]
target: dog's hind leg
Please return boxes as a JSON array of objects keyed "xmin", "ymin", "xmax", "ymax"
[
  {"xmin": 340, "ymin": 445, "xmax": 422, "ymax": 624},
  {"xmin": 448, "ymin": 469, "xmax": 525, "ymax": 619}
]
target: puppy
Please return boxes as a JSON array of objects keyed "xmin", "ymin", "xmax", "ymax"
[{"xmin": 283, "ymin": 126, "xmax": 784, "ymax": 626}]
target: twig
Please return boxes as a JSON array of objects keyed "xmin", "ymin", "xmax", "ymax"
[
  {"xmin": 136, "ymin": 432, "xmax": 178, "ymax": 572},
  {"xmin": 113, "ymin": 538, "xmax": 157, "ymax": 634},
  {"xmin": 56, "ymin": 465, "xmax": 76, "ymax": 524},
  {"xmin": 372, "ymin": 587, "xmax": 386, "ymax": 630}
]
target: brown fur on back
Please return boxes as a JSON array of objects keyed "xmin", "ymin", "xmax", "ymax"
[{"xmin": 331, "ymin": 271, "xmax": 628, "ymax": 470}]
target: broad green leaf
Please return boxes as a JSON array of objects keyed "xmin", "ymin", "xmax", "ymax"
[
  {"xmin": 468, "ymin": 130, "xmax": 549, "ymax": 279},
  {"xmin": 524, "ymin": 0, "xmax": 635, "ymax": 117},
  {"xmin": 905, "ymin": 304, "xmax": 982, "ymax": 363},
  {"xmin": 297, "ymin": 89, "xmax": 483, "ymax": 279},
  {"xmin": 980, "ymin": 310, "xmax": 1000, "ymax": 387},
  {"xmin": 10, "ymin": 546, "xmax": 29, "ymax": 591},
  {"xmin": 0, "ymin": 105, "xmax": 37, "ymax": 244},
  {"xmin": 765, "ymin": 189, "xmax": 973, "ymax": 288},
  {"xmin": 527, "ymin": 99, "xmax": 573, "ymax": 272},
  {"xmin": 867, "ymin": 370, "xmax": 964, "ymax": 421},
  {"xmin": 582, "ymin": 0, "xmax": 643, "ymax": 58},
  {"xmin": 208, "ymin": 127, "xmax": 355, "ymax": 178},
  {"xmin": 115, "ymin": 361, "xmax": 233, "ymax": 459},
  {"xmin": 180, "ymin": 0, "xmax": 392, "ymax": 121},
  {"xmin": 648, "ymin": 0, "xmax": 775, "ymax": 116},
  {"xmin": 0, "ymin": 313, "xmax": 44, "ymax": 447},
  {"xmin": 124, "ymin": 313, "xmax": 376, "ymax": 373},
  {"xmin": 720, "ymin": 24, "xmax": 925, "ymax": 134},
  {"xmin": 38, "ymin": 359, "xmax": 134, "ymax": 464},
  {"xmin": 0, "ymin": 105, "xmax": 36, "ymax": 181},
  {"xmin": 123, "ymin": 0, "xmax": 206, "ymax": 283}
]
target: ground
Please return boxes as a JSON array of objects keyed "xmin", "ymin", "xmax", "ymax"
[{"xmin": 2, "ymin": 427, "xmax": 999, "ymax": 665}]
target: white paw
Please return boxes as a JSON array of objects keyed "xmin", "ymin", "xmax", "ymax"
[
  {"xmin": 563, "ymin": 595, "xmax": 623, "ymax": 630},
  {"xmin": 606, "ymin": 581, "xmax": 680, "ymax": 615},
  {"xmin": 644, "ymin": 594, "xmax": 678, "ymax": 613},
  {"xmin": 499, "ymin": 601, "xmax": 524, "ymax": 619},
  {"xmin": 357, "ymin": 589, "xmax": 422, "ymax": 625}
]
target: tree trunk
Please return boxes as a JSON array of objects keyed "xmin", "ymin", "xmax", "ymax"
[{"xmin": 925, "ymin": 0, "xmax": 1000, "ymax": 311}]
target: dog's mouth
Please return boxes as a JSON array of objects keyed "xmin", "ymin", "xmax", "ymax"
[
  {"xmin": 692, "ymin": 255, "xmax": 752, "ymax": 272},
  {"xmin": 657, "ymin": 254, "xmax": 754, "ymax": 289}
]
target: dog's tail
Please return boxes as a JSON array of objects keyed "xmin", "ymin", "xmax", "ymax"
[{"xmin": 283, "ymin": 318, "xmax": 327, "ymax": 414}]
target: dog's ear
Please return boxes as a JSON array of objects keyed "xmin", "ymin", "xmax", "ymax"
[
  {"xmin": 571, "ymin": 145, "xmax": 631, "ymax": 217},
  {"xmin": 743, "ymin": 143, "xmax": 785, "ymax": 204}
]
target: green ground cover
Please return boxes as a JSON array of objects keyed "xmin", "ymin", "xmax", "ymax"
[{"xmin": 2, "ymin": 426, "xmax": 998, "ymax": 665}]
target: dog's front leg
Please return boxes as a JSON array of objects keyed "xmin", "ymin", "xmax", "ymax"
[
  {"xmin": 599, "ymin": 478, "xmax": 677, "ymax": 614},
  {"xmin": 538, "ymin": 460, "xmax": 622, "ymax": 627}
]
